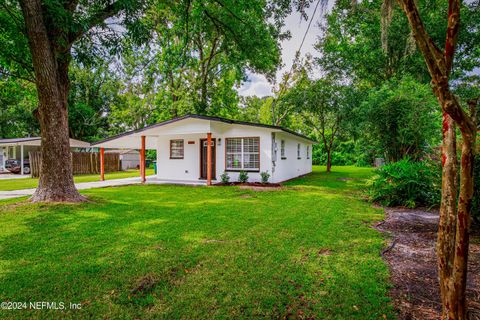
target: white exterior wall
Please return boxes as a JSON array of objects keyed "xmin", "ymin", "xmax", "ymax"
[
  {"xmin": 142, "ymin": 119, "xmax": 312, "ymax": 183},
  {"xmin": 154, "ymin": 125, "xmax": 273, "ymax": 183},
  {"xmin": 0, "ymin": 147, "xmax": 4, "ymax": 172},
  {"xmin": 120, "ymin": 153, "xmax": 140, "ymax": 170},
  {"xmin": 156, "ymin": 133, "xmax": 207, "ymax": 181},
  {"xmin": 214, "ymin": 124, "xmax": 273, "ymax": 183},
  {"xmin": 271, "ymin": 132, "xmax": 313, "ymax": 183}
]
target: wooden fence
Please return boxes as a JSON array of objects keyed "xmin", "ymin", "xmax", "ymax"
[{"xmin": 29, "ymin": 152, "xmax": 120, "ymax": 178}]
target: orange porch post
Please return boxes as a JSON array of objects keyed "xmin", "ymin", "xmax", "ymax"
[
  {"xmin": 207, "ymin": 132, "xmax": 212, "ymax": 186},
  {"xmin": 100, "ymin": 147, "xmax": 105, "ymax": 181},
  {"xmin": 140, "ymin": 135, "xmax": 146, "ymax": 183}
]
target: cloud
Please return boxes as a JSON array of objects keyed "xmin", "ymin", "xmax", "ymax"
[
  {"xmin": 238, "ymin": 73, "xmax": 273, "ymax": 97},
  {"xmin": 238, "ymin": 5, "xmax": 325, "ymax": 97}
]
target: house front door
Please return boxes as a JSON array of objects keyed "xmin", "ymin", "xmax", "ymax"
[{"xmin": 200, "ymin": 138, "xmax": 216, "ymax": 180}]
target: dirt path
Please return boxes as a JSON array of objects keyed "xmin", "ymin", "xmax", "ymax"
[{"xmin": 376, "ymin": 207, "xmax": 480, "ymax": 319}]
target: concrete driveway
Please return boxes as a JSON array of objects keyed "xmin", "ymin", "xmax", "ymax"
[{"xmin": 0, "ymin": 176, "xmax": 206, "ymax": 200}]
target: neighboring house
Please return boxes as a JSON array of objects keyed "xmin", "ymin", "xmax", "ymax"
[
  {"xmin": 0, "ymin": 137, "xmax": 90, "ymax": 174},
  {"xmin": 105, "ymin": 149, "xmax": 140, "ymax": 170},
  {"xmin": 92, "ymin": 115, "xmax": 315, "ymax": 183}
]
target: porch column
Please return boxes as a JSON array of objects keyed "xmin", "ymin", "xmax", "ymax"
[
  {"xmin": 100, "ymin": 147, "xmax": 105, "ymax": 181},
  {"xmin": 20, "ymin": 144, "xmax": 24, "ymax": 175},
  {"xmin": 140, "ymin": 135, "xmax": 146, "ymax": 183},
  {"xmin": 207, "ymin": 132, "xmax": 212, "ymax": 186}
]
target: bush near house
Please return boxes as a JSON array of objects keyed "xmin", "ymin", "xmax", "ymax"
[
  {"xmin": 238, "ymin": 171, "xmax": 249, "ymax": 183},
  {"xmin": 220, "ymin": 172, "xmax": 230, "ymax": 184},
  {"xmin": 367, "ymin": 158, "xmax": 441, "ymax": 208},
  {"xmin": 260, "ymin": 171, "xmax": 270, "ymax": 184}
]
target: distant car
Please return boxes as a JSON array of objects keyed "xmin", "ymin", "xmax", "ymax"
[{"xmin": 5, "ymin": 159, "xmax": 30, "ymax": 174}]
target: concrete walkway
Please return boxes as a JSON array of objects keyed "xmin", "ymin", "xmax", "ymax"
[{"xmin": 0, "ymin": 175, "xmax": 207, "ymax": 200}]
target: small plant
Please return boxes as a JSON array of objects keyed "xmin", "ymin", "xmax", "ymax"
[
  {"xmin": 260, "ymin": 171, "xmax": 270, "ymax": 184},
  {"xmin": 220, "ymin": 172, "xmax": 230, "ymax": 184},
  {"xmin": 238, "ymin": 171, "xmax": 249, "ymax": 183}
]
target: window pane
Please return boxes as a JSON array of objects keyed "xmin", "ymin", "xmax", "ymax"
[
  {"xmin": 226, "ymin": 138, "xmax": 242, "ymax": 153},
  {"xmin": 226, "ymin": 154, "xmax": 242, "ymax": 169},
  {"xmin": 281, "ymin": 140, "xmax": 285, "ymax": 157},
  {"xmin": 170, "ymin": 140, "xmax": 184, "ymax": 158},
  {"xmin": 243, "ymin": 138, "xmax": 259, "ymax": 153},
  {"xmin": 243, "ymin": 153, "xmax": 259, "ymax": 169}
]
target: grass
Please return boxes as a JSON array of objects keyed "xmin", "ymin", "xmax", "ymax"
[
  {"xmin": 0, "ymin": 166, "xmax": 394, "ymax": 319},
  {"xmin": 0, "ymin": 169, "xmax": 154, "ymax": 191}
]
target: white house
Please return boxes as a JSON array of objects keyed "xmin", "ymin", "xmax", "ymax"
[{"xmin": 91, "ymin": 115, "xmax": 315, "ymax": 184}]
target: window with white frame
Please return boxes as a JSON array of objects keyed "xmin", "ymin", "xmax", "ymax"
[
  {"xmin": 297, "ymin": 143, "xmax": 301, "ymax": 159},
  {"xmin": 170, "ymin": 139, "xmax": 184, "ymax": 159},
  {"xmin": 280, "ymin": 140, "xmax": 286, "ymax": 159},
  {"xmin": 307, "ymin": 145, "xmax": 310, "ymax": 159},
  {"xmin": 226, "ymin": 137, "xmax": 260, "ymax": 171}
]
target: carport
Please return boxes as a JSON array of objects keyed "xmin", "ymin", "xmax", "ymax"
[{"xmin": 0, "ymin": 137, "xmax": 90, "ymax": 175}]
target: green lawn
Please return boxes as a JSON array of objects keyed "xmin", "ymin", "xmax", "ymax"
[
  {"xmin": 0, "ymin": 169, "xmax": 154, "ymax": 191},
  {"xmin": 0, "ymin": 166, "xmax": 394, "ymax": 319}
]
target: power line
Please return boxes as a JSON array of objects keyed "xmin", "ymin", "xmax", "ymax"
[{"xmin": 271, "ymin": 0, "xmax": 323, "ymax": 124}]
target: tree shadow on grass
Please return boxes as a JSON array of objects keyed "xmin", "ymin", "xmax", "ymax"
[{"xmin": 0, "ymin": 169, "xmax": 392, "ymax": 319}]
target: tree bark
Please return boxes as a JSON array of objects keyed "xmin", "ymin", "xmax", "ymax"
[
  {"xmin": 20, "ymin": 0, "xmax": 84, "ymax": 202},
  {"xmin": 326, "ymin": 149, "xmax": 332, "ymax": 172},
  {"xmin": 394, "ymin": 0, "xmax": 477, "ymax": 317}
]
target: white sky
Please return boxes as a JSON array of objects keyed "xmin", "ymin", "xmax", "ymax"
[{"xmin": 238, "ymin": 5, "xmax": 325, "ymax": 97}]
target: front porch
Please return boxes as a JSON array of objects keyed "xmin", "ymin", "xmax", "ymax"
[{"xmin": 93, "ymin": 117, "xmax": 222, "ymax": 186}]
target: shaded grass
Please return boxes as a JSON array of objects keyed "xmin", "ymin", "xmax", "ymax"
[
  {"xmin": 0, "ymin": 166, "xmax": 394, "ymax": 319},
  {"xmin": 0, "ymin": 169, "xmax": 154, "ymax": 191}
]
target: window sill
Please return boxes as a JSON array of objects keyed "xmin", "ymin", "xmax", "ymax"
[
  {"xmin": 281, "ymin": 157, "xmax": 287, "ymax": 160},
  {"xmin": 225, "ymin": 169, "xmax": 260, "ymax": 173},
  {"xmin": 169, "ymin": 157, "xmax": 184, "ymax": 160},
  {"xmin": 297, "ymin": 158, "xmax": 302, "ymax": 160}
]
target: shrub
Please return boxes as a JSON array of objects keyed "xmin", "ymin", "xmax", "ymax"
[
  {"xmin": 238, "ymin": 171, "xmax": 249, "ymax": 183},
  {"xmin": 473, "ymin": 155, "xmax": 480, "ymax": 224},
  {"xmin": 367, "ymin": 158, "xmax": 441, "ymax": 208},
  {"xmin": 220, "ymin": 172, "xmax": 230, "ymax": 184},
  {"xmin": 260, "ymin": 171, "xmax": 270, "ymax": 184}
]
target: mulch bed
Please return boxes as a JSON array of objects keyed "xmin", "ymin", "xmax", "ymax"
[
  {"xmin": 214, "ymin": 182, "xmax": 283, "ymax": 191},
  {"xmin": 375, "ymin": 207, "xmax": 480, "ymax": 320}
]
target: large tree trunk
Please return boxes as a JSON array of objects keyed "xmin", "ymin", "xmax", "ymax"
[
  {"xmin": 393, "ymin": 0, "xmax": 477, "ymax": 316},
  {"xmin": 326, "ymin": 149, "xmax": 332, "ymax": 172},
  {"xmin": 20, "ymin": 0, "xmax": 84, "ymax": 202},
  {"xmin": 434, "ymin": 91, "xmax": 476, "ymax": 320}
]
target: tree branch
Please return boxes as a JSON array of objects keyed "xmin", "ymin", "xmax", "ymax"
[
  {"xmin": 69, "ymin": 1, "xmax": 124, "ymax": 43},
  {"xmin": 396, "ymin": 0, "xmax": 445, "ymax": 77},
  {"xmin": 444, "ymin": 0, "xmax": 461, "ymax": 75}
]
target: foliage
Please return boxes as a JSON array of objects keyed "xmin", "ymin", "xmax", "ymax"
[
  {"xmin": 238, "ymin": 171, "xmax": 249, "ymax": 183},
  {"xmin": 367, "ymin": 158, "xmax": 441, "ymax": 208},
  {"xmin": 220, "ymin": 172, "xmax": 230, "ymax": 184},
  {"xmin": 0, "ymin": 166, "xmax": 394, "ymax": 319},
  {"xmin": 0, "ymin": 78, "xmax": 38, "ymax": 138},
  {"xmin": 358, "ymin": 76, "xmax": 441, "ymax": 162},
  {"xmin": 260, "ymin": 171, "xmax": 270, "ymax": 184},
  {"xmin": 68, "ymin": 62, "xmax": 123, "ymax": 141}
]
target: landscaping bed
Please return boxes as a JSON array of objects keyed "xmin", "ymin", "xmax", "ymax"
[
  {"xmin": 214, "ymin": 181, "xmax": 282, "ymax": 189},
  {"xmin": 376, "ymin": 207, "xmax": 480, "ymax": 319}
]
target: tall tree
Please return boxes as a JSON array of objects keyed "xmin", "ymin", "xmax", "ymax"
[
  {"xmin": 380, "ymin": 0, "xmax": 478, "ymax": 317},
  {"xmin": 124, "ymin": 0, "xmax": 295, "ymax": 118},
  {"xmin": 0, "ymin": 0, "xmax": 146, "ymax": 202}
]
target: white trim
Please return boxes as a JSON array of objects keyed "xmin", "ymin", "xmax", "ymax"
[{"xmin": 20, "ymin": 145, "xmax": 24, "ymax": 175}]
